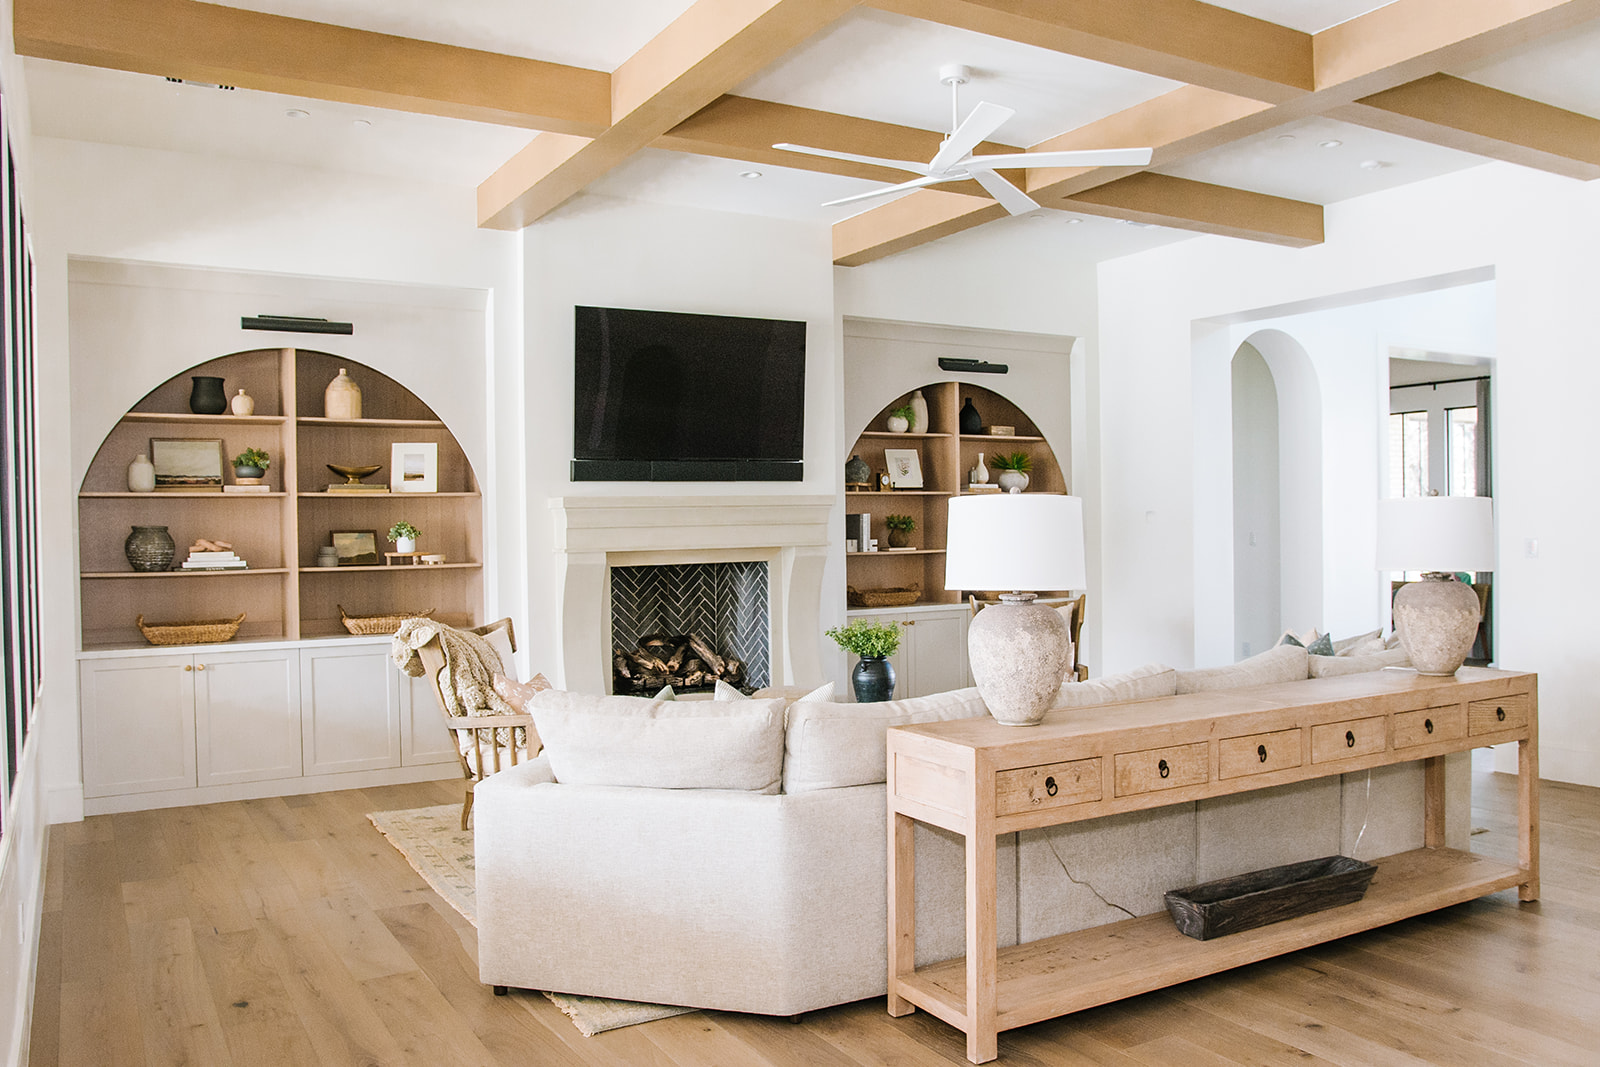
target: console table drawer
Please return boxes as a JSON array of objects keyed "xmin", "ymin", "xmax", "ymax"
[
  {"xmin": 1312, "ymin": 717, "xmax": 1387, "ymax": 763},
  {"xmin": 1220, "ymin": 729, "xmax": 1302, "ymax": 778},
  {"xmin": 1394, "ymin": 705, "xmax": 1467, "ymax": 748},
  {"xmin": 1115, "ymin": 743, "xmax": 1208, "ymax": 796},
  {"xmin": 1469, "ymin": 695, "xmax": 1529, "ymax": 734},
  {"xmin": 996, "ymin": 758, "xmax": 1101, "ymax": 816}
]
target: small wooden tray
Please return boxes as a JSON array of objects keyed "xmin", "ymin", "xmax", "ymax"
[{"xmin": 1164, "ymin": 855, "xmax": 1376, "ymax": 940}]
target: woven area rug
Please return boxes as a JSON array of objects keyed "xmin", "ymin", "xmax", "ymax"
[{"xmin": 367, "ymin": 804, "xmax": 697, "ymax": 1035}]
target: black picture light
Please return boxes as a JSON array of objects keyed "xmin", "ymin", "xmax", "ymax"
[
  {"xmin": 938, "ymin": 357, "xmax": 1007, "ymax": 374},
  {"xmin": 241, "ymin": 314, "xmax": 354, "ymax": 335}
]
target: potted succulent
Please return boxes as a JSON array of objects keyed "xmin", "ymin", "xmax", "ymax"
[
  {"xmin": 884, "ymin": 513, "xmax": 916, "ymax": 548},
  {"xmin": 886, "ymin": 403, "xmax": 915, "ymax": 433},
  {"xmin": 825, "ymin": 618, "xmax": 903, "ymax": 702},
  {"xmin": 232, "ymin": 447, "xmax": 270, "ymax": 480},
  {"xmin": 990, "ymin": 450, "xmax": 1031, "ymax": 492},
  {"xmin": 388, "ymin": 520, "xmax": 421, "ymax": 554}
]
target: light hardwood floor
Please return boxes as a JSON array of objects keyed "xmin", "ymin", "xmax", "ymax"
[{"xmin": 27, "ymin": 767, "xmax": 1599, "ymax": 1066}]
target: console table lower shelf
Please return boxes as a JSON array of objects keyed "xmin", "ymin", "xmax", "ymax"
[{"xmin": 894, "ymin": 845, "xmax": 1523, "ymax": 1035}]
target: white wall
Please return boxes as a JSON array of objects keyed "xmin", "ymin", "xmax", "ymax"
[
  {"xmin": 1097, "ymin": 162, "xmax": 1596, "ymax": 786},
  {"xmin": 1232, "ymin": 342, "xmax": 1280, "ymax": 659},
  {"xmin": 519, "ymin": 195, "xmax": 840, "ymax": 685}
]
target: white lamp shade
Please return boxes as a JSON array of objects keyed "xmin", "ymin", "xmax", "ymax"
[
  {"xmin": 945, "ymin": 494, "xmax": 1087, "ymax": 592},
  {"xmin": 1375, "ymin": 496, "xmax": 1495, "ymax": 572}
]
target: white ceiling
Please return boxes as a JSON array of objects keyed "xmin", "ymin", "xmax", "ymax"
[{"xmin": 21, "ymin": 1, "xmax": 1600, "ymax": 262}]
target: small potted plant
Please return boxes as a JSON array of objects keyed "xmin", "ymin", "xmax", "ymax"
[
  {"xmin": 388, "ymin": 520, "xmax": 421, "ymax": 554},
  {"xmin": 886, "ymin": 404, "xmax": 915, "ymax": 433},
  {"xmin": 232, "ymin": 447, "xmax": 270, "ymax": 480},
  {"xmin": 990, "ymin": 450, "xmax": 1031, "ymax": 492},
  {"xmin": 884, "ymin": 513, "xmax": 916, "ymax": 548},
  {"xmin": 825, "ymin": 618, "xmax": 903, "ymax": 702}
]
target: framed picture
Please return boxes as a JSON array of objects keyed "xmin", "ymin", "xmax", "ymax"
[
  {"xmin": 391, "ymin": 442, "xmax": 438, "ymax": 493},
  {"xmin": 883, "ymin": 448, "xmax": 923, "ymax": 489},
  {"xmin": 331, "ymin": 530, "xmax": 380, "ymax": 566},
  {"xmin": 150, "ymin": 437, "xmax": 225, "ymax": 491}
]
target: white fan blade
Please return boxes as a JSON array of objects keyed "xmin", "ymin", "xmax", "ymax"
[
  {"xmin": 820, "ymin": 172, "xmax": 964, "ymax": 209},
  {"xmin": 772, "ymin": 142, "xmax": 930, "ymax": 175},
  {"xmin": 970, "ymin": 167, "xmax": 1040, "ymax": 216},
  {"xmin": 928, "ymin": 100, "xmax": 1015, "ymax": 175},
  {"xmin": 967, "ymin": 147, "xmax": 1154, "ymax": 169}
]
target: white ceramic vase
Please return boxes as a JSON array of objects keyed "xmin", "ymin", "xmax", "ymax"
[
  {"xmin": 395, "ymin": 536, "xmax": 417, "ymax": 554},
  {"xmin": 969, "ymin": 452, "xmax": 988, "ymax": 486},
  {"xmin": 325, "ymin": 368, "xmax": 362, "ymax": 420},
  {"xmin": 997, "ymin": 470, "xmax": 1029, "ymax": 493},
  {"xmin": 231, "ymin": 388, "xmax": 255, "ymax": 416},
  {"xmin": 909, "ymin": 389, "xmax": 929, "ymax": 434},
  {"xmin": 887, "ymin": 413, "xmax": 910, "ymax": 433},
  {"xmin": 127, "ymin": 453, "xmax": 155, "ymax": 493}
]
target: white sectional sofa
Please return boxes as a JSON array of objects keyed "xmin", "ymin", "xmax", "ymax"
[{"xmin": 475, "ymin": 642, "xmax": 1462, "ymax": 1015}]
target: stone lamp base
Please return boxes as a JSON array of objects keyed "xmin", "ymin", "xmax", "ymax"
[
  {"xmin": 968, "ymin": 593, "xmax": 1072, "ymax": 726},
  {"xmin": 1393, "ymin": 573, "xmax": 1482, "ymax": 675}
]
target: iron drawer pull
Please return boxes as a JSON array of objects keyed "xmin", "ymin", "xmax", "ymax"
[
  {"xmin": 1346, "ymin": 730, "xmax": 1356, "ymax": 748},
  {"xmin": 1425, "ymin": 718, "xmax": 1434, "ymax": 734},
  {"xmin": 1045, "ymin": 776, "xmax": 1058, "ymax": 797},
  {"xmin": 1258, "ymin": 744, "xmax": 1268, "ymax": 762},
  {"xmin": 1497, "ymin": 706, "xmax": 1506, "ymax": 721},
  {"xmin": 1158, "ymin": 759, "xmax": 1170, "ymax": 778}
]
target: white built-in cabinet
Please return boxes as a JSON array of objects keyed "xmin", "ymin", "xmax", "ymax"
[
  {"xmin": 844, "ymin": 605, "xmax": 971, "ymax": 699},
  {"xmin": 299, "ymin": 643, "xmax": 402, "ymax": 776}
]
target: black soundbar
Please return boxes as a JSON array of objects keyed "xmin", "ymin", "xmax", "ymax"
[
  {"xmin": 937, "ymin": 357, "xmax": 1007, "ymax": 374},
  {"xmin": 570, "ymin": 459, "xmax": 804, "ymax": 482},
  {"xmin": 241, "ymin": 315, "xmax": 354, "ymax": 335}
]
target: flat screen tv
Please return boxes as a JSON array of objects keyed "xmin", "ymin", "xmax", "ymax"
[{"xmin": 572, "ymin": 305, "xmax": 806, "ymax": 481}]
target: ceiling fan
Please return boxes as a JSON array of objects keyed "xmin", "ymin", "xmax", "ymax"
[{"xmin": 773, "ymin": 64, "xmax": 1153, "ymax": 216}]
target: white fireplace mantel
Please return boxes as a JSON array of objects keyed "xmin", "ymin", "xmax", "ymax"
[{"xmin": 551, "ymin": 495, "xmax": 835, "ymax": 693}]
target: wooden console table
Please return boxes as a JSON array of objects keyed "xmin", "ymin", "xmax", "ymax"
[{"xmin": 885, "ymin": 667, "xmax": 1538, "ymax": 1063}]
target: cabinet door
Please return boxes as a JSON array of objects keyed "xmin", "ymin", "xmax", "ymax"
[
  {"xmin": 299, "ymin": 645, "xmax": 402, "ymax": 775},
  {"xmin": 80, "ymin": 656, "xmax": 196, "ymax": 797},
  {"xmin": 401, "ymin": 673, "xmax": 460, "ymax": 767},
  {"xmin": 905, "ymin": 610, "xmax": 969, "ymax": 698},
  {"xmin": 195, "ymin": 649, "xmax": 301, "ymax": 786}
]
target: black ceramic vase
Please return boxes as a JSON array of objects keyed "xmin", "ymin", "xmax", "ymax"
[
  {"xmin": 189, "ymin": 376, "xmax": 227, "ymax": 415},
  {"xmin": 125, "ymin": 525, "xmax": 175, "ymax": 572},
  {"xmin": 959, "ymin": 397, "xmax": 982, "ymax": 434},
  {"xmin": 852, "ymin": 655, "xmax": 896, "ymax": 703}
]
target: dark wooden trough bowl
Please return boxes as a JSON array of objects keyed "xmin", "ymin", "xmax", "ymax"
[{"xmin": 1164, "ymin": 855, "xmax": 1377, "ymax": 940}]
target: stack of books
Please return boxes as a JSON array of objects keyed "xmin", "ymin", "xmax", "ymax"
[
  {"xmin": 966, "ymin": 483, "xmax": 1002, "ymax": 494},
  {"xmin": 182, "ymin": 549, "xmax": 248, "ymax": 571},
  {"xmin": 326, "ymin": 482, "xmax": 389, "ymax": 494},
  {"xmin": 224, "ymin": 482, "xmax": 272, "ymax": 494}
]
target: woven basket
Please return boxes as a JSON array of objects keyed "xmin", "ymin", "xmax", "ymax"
[
  {"xmin": 136, "ymin": 612, "xmax": 245, "ymax": 646},
  {"xmin": 339, "ymin": 605, "xmax": 434, "ymax": 636},
  {"xmin": 847, "ymin": 584, "xmax": 921, "ymax": 608}
]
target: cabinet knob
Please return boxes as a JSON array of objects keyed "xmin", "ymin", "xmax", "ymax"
[
  {"xmin": 183, "ymin": 664, "xmax": 192, "ymax": 672},
  {"xmin": 1257, "ymin": 744, "xmax": 1268, "ymax": 763},
  {"xmin": 1346, "ymin": 730, "xmax": 1356, "ymax": 748},
  {"xmin": 1425, "ymin": 718, "xmax": 1434, "ymax": 734},
  {"xmin": 196, "ymin": 664, "xmax": 205, "ymax": 672},
  {"xmin": 1045, "ymin": 776, "xmax": 1058, "ymax": 797},
  {"xmin": 1497, "ymin": 706, "xmax": 1506, "ymax": 722},
  {"xmin": 904, "ymin": 620, "xmax": 916, "ymax": 626},
  {"xmin": 1158, "ymin": 759, "xmax": 1170, "ymax": 779}
]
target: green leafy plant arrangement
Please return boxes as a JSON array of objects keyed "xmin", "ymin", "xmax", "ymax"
[
  {"xmin": 387, "ymin": 521, "xmax": 421, "ymax": 542},
  {"xmin": 989, "ymin": 450, "xmax": 1032, "ymax": 472},
  {"xmin": 890, "ymin": 403, "xmax": 916, "ymax": 423},
  {"xmin": 825, "ymin": 618, "xmax": 902, "ymax": 659},
  {"xmin": 884, "ymin": 514, "xmax": 916, "ymax": 532},
  {"xmin": 232, "ymin": 447, "xmax": 270, "ymax": 470}
]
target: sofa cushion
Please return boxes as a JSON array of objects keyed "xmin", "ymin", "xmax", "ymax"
[
  {"xmin": 783, "ymin": 688, "xmax": 989, "ymax": 793},
  {"xmin": 526, "ymin": 689, "xmax": 786, "ymax": 793},
  {"xmin": 1051, "ymin": 663, "xmax": 1177, "ymax": 709},
  {"xmin": 1175, "ymin": 645, "xmax": 1308, "ymax": 693},
  {"xmin": 1332, "ymin": 629, "xmax": 1384, "ymax": 656},
  {"xmin": 1308, "ymin": 647, "xmax": 1412, "ymax": 677}
]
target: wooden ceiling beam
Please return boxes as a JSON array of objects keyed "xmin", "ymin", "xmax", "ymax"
[
  {"xmin": 12, "ymin": 0, "xmax": 610, "ymax": 135},
  {"xmin": 1335, "ymin": 74, "xmax": 1600, "ymax": 181},
  {"xmin": 868, "ymin": 0, "xmax": 1313, "ymax": 103},
  {"xmin": 1059, "ymin": 173, "xmax": 1323, "ymax": 247},
  {"xmin": 477, "ymin": 0, "xmax": 859, "ymax": 230}
]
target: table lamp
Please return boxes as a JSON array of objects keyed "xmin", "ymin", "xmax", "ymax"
[
  {"xmin": 946, "ymin": 494, "xmax": 1087, "ymax": 725},
  {"xmin": 1376, "ymin": 496, "xmax": 1495, "ymax": 675}
]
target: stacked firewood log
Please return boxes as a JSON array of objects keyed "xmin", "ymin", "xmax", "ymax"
[{"xmin": 613, "ymin": 632, "xmax": 745, "ymax": 694}]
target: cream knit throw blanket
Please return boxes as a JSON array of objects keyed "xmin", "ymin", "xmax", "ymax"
[{"xmin": 391, "ymin": 618, "xmax": 519, "ymax": 727}]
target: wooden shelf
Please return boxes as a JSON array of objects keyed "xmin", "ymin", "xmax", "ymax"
[
  {"xmin": 297, "ymin": 491, "xmax": 481, "ymax": 499},
  {"xmin": 299, "ymin": 562, "xmax": 481, "ymax": 573},
  {"xmin": 122, "ymin": 411, "xmax": 287, "ymax": 424},
  {"xmin": 80, "ymin": 491, "xmax": 287, "ymax": 499},
  {"xmin": 960, "ymin": 433, "xmax": 1044, "ymax": 442},
  {"xmin": 846, "ymin": 490, "xmax": 951, "ymax": 497},
  {"xmin": 81, "ymin": 568, "xmax": 291, "ymax": 579},
  {"xmin": 857, "ymin": 431, "xmax": 953, "ymax": 439},
  {"xmin": 849, "ymin": 549, "xmax": 945, "ymax": 557},
  {"xmin": 895, "ymin": 847, "xmax": 1525, "ymax": 1035},
  {"xmin": 297, "ymin": 416, "xmax": 446, "ymax": 428}
]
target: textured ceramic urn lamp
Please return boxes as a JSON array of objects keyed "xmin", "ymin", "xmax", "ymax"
[
  {"xmin": 1376, "ymin": 495, "xmax": 1495, "ymax": 675},
  {"xmin": 945, "ymin": 494, "xmax": 1086, "ymax": 726}
]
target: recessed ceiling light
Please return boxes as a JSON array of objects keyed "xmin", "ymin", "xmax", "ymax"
[
  {"xmin": 1359, "ymin": 159, "xmax": 1392, "ymax": 170},
  {"xmin": 1318, "ymin": 139, "xmax": 1343, "ymax": 148},
  {"xmin": 1275, "ymin": 134, "xmax": 1296, "ymax": 142},
  {"xmin": 352, "ymin": 118, "xmax": 373, "ymax": 129},
  {"xmin": 285, "ymin": 108, "xmax": 310, "ymax": 120},
  {"xmin": 1064, "ymin": 218, "xmax": 1082, "ymax": 225},
  {"xmin": 739, "ymin": 170, "xmax": 762, "ymax": 180}
]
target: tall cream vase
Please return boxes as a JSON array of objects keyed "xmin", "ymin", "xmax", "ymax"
[{"xmin": 325, "ymin": 367, "xmax": 362, "ymax": 419}]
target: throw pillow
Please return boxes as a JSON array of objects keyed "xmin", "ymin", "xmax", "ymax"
[
  {"xmin": 653, "ymin": 684, "xmax": 676, "ymax": 700},
  {"xmin": 783, "ymin": 688, "xmax": 989, "ymax": 793},
  {"xmin": 1331, "ymin": 629, "xmax": 1383, "ymax": 656},
  {"xmin": 1277, "ymin": 628, "xmax": 1333, "ymax": 656},
  {"xmin": 1175, "ymin": 644, "xmax": 1308, "ymax": 693},
  {"xmin": 717, "ymin": 680, "xmax": 836, "ymax": 705},
  {"xmin": 1051, "ymin": 663, "xmax": 1177, "ymax": 709},
  {"xmin": 527, "ymin": 689, "xmax": 786, "ymax": 793},
  {"xmin": 491, "ymin": 672, "xmax": 551, "ymax": 713},
  {"xmin": 1308, "ymin": 647, "xmax": 1411, "ymax": 677},
  {"xmin": 482, "ymin": 624, "xmax": 517, "ymax": 681}
]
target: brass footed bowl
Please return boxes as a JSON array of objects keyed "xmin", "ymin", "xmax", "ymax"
[{"xmin": 327, "ymin": 463, "xmax": 382, "ymax": 485}]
